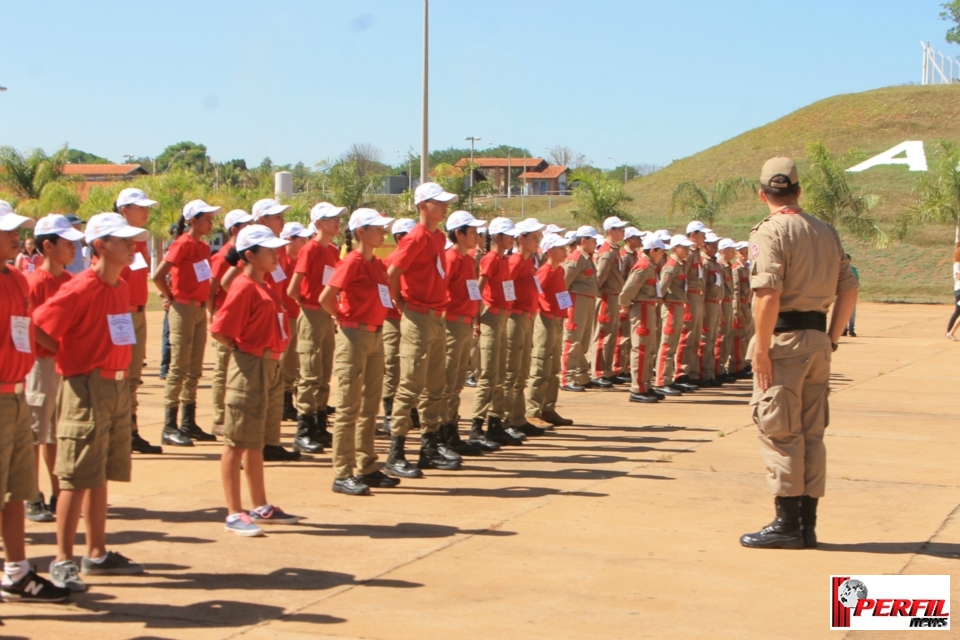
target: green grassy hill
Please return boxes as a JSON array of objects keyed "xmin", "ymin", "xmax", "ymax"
[{"xmin": 487, "ymin": 84, "xmax": 960, "ymax": 303}]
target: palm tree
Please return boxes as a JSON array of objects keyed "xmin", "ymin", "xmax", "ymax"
[
  {"xmin": 669, "ymin": 177, "xmax": 751, "ymax": 226},
  {"xmin": 896, "ymin": 139, "xmax": 960, "ymax": 244},
  {"xmin": 0, "ymin": 145, "xmax": 70, "ymax": 201},
  {"xmin": 568, "ymin": 169, "xmax": 634, "ymax": 226},
  {"xmin": 802, "ymin": 141, "xmax": 888, "ymax": 248}
]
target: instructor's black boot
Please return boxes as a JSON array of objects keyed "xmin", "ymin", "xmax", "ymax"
[
  {"xmin": 739, "ymin": 496, "xmax": 804, "ymax": 549},
  {"xmin": 293, "ymin": 414, "xmax": 324, "ymax": 454},
  {"xmin": 467, "ymin": 417, "xmax": 501, "ymax": 452},
  {"xmin": 417, "ymin": 431, "xmax": 462, "ymax": 470},
  {"xmin": 442, "ymin": 423, "xmax": 483, "ymax": 456},
  {"xmin": 384, "ymin": 436, "xmax": 424, "ymax": 478},
  {"xmin": 161, "ymin": 406, "xmax": 193, "ymax": 447},
  {"xmin": 131, "ymin": 414, "xmax": 163, "ymax": 454},
  {"xmin": 433, "ymin": 425, "xmax": 465, "ymax": 461},
  {"xmin": 282, "ymin": 392, "xmax": 297, "ymax": 422},
  {"xmin": 315, "ymin": 410, "xmax": 333, "ymax": 447},
  {"xmin": 380, "ymin": 397, "xmax": 394, "ymax": 436},
  {"xmin": 179, "ymin": 404, "xmax": 217, "ymax": 442},
  {"xmin": 487, "ymin": 416, "xmax": 523, "ymax": 446},
  {"xmin": 800, "ymin": 495, "xmax": 819, "ymax": 549},
  {"xmin": 263, "ymin": 444, "xmax": 302, "ymax": 461}
]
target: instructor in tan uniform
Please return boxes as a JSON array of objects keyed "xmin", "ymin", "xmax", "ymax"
[
  {"xmin": 740, "ymin": 157, "xmax": 857, "ymax": 550},
  {"xmin": 560, "ymin": 226, "xmax": 601, "ymax": 391},
  {"xmin": 591, "ymin": 216, "xmax": 628, "ymax": 386}
]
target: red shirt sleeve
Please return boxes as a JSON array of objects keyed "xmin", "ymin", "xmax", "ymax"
[
  {"xmin": 209, "ymin": 280, "xmax": 251, "ymax": 342},
  {"xmin": 390, "ymin": 230, "xmax": 426, "ymax": 272}
]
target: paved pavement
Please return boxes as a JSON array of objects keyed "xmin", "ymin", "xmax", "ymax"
[{"xmin": 1, "ymin": 302, "xmax": 957, "ymax": 639}]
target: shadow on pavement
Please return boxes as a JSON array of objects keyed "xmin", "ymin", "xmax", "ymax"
[
  {"xmin": 95, "ymin": 567, "xmax": 422, "ymax": 592},
  {"xmin": 817, "ymin": 541, "xmax": 960, "ymax": 558},
  {"xmin": 266, "ymin": 522, "xmax": 516, "ymax": 539}
]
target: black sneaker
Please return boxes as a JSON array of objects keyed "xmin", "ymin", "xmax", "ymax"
[
  {"xmin": 26, "ymin": 493, "xmax": 54, "ymax": 522},
  {"xmin": 464, "ymin": 375, "xmax": 477, "ymax": 388},
  {"xmin": 360, "ymin": 469, "xmax": 401, "ymax": 488},
  {"xmin": 332, "ymin": 476, "xmax": 371, "ymax": 495},
  {"xmin": 81, "ymin": 551, "xmax": 144, "ymax": 576},
  {"xmin": 1, "ymin": 570, "xmax": 70, "ymax": 603}
]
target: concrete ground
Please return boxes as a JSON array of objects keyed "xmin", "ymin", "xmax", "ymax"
[{"xmin": 1, "ymin": 302, "xmax": 957, "ymax": 639}]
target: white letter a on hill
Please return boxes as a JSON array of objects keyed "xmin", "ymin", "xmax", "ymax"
[{"xmin": 846, "ymin": 141, "xmax": 927, "ymax": 172}]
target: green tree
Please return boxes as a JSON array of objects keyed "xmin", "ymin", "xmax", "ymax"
[
  {"xmin": 802, "ymin": 141, "xmax": 888, "ymax": 248},
  {"xmin": 896, "ymin": 139, "xmax": 960, "ymax": 243},
  {"xmin": 431, "ymin": 162, "xmax": 495, "ymax": 217},
  {"xmin": 156, "ymin": 141, "xmax": 209, "ymax": 174},
  {"xmin": 66, "ymin": 149, "xmax": 111, "ymax": 164},
  {"xmin": 568, "ymin": 169, "xmax": 634, "ymax": 226},
  {"xmin": 942, "ymin": 1, "xmax": 960, "ymax": 45},
  {"xmin": 0, "ymin": 145, "xmax": 70, "ymax": 200},
  {"xmin": 669, "ymin": 177, "xmax": 751, "ymax": 226}
]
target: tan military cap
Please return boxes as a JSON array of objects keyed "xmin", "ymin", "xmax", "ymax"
[{"xmin": 760, "ymin": 156, "xmax": 799, "ymax": 188}]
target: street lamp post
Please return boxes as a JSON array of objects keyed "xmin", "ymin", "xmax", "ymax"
[
  {"xmin": 521, "ymin": 153, "xmax": 527, "ymax": 216},
  {"xmin": 421, "ymin": 0, "xmax": 429, "ymax": 184},
  {"xmin": 608, "ymin": 157, "xmax": 627, "ymax": 184},
  {"xmin": 465, "ymin": 136, "xmax": 480, "ymax": 212}
]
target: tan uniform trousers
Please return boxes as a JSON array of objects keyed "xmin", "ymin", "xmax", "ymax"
[
  {"xmin": 382, "ymin": 317, "xmax": 401, "ymax": 400},
  {"xmin": 526, "ymin": 313, "xmax": 562, "ymax": 417},
  {"xmin": 0, "ymin": 391, "xmax": 38, "ymax": 502},
  {"xmin": 391, "ymin": 309, "xmax": 446, "ymax": 436},
  {"xmin": 472, "ymin": 309, "xmax": 509, "ymax": 421},
  {"xmin": 128, "ymin": 309, "xmax": 147, "ymax": 414},
  {"xmin": 211, "ymin": 340, "xmax": 231, "ymax": 427},
  {"xmin": 468, "ymin": 332, "xmax": 480, "ymax": 377},
  {"xmin": 561, "ymin": 294, "xmax": 596, "ymax": 387},
  {"xmin": 752, "ymin": 347, "xmax": 830, "ymax": 497},
  {"xmin": 223, "ymin": 350, "xmax": 283, "ymax": 450},
  {"xmin": 700, "ymin": 301, "xmax": 722, "ymax": 381},
  {"xmin": 332, "ymin": 327, "xmax": 383, "ymax": 479},
  {"xmin": 615, "ymin": 312, "xmax": 630, "ymax": 377},
  {"xmin": 591, "ymin": 293, "xmax": 620, "ymax": 379},
  {"xmin": 442, "ymin": 319, "xmax": 474, "ymax": 425},
  {"xmin": 656, "ymin": 302, "xmax": 684, "ymax": 387},
  {"xmin": 739, "ymin": 307, "xmax": 754, "ymax": 365},
  {"xmin": 679, "ymin": 293, "xmax": 705, "ymax": 380},
  {"xmin": 628, "ymin": 302, "xmax": 659, "ymax": 394},
  {"xmin": 296, "ymin": 306, "xmax": 335, "ymax": 416},
  {"xmin": 282, "ymin": 315, "xmax": 299, "ymax": 394},
  {"xmin": 717, "ymin": 301, "xmax": 734, "ymax": 375},
  {"xmin": 729, "ymin": 313, "xmax": 746, "ymax": 373},
  {"xmin": 504, "ymin": 312, "xmax": 534, "ymax": 427},
  {"xmin": 164, "ymin": 301, "xmax": 207, "ymax": 407}
]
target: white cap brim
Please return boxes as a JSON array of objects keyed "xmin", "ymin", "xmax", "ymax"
[
  {"xmin": 259, "ymin": 204, "xmax": 291, "ymax": 217},
  {"xmin": 350, "ymin": 215, "xmax": 395, "ymax": 231},
  {"xmin": 238, "ymin": 237, "xmax": 289, "ymax": 252},
  {"xmin": 56, "ymin": 228, "xmax": 86, "ymax": 242},
  {"xmin": 120, "ymin": 198, "xmax": 159, "ymax": 208},
  {"xmin": 88, "ymin": 225, "xmax": 148, "ymax": 242},
  {"xmin": 0, "ymin": 214, "xmax": 35, "ymax": 231}
]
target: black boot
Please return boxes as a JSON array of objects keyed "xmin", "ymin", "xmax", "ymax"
[
  {"xmin": 739, "ymin": 496, "xmax": 804, "ymax": 549},
  {"xmin": 282, "ymin": 392, "xmax": 297, "ymax": 422},
  {"xmin": 800, "ymin": 495, "xmax": 818, "ymax": 549},
  {"xmin": 468, "ymin": 417, "xmax": 501, "ymax": 452},
  {"xmin": 179, "ymin": 404, "xmax": 217, "ymax": 442},
  {"xmin": 442, "ymin": 423, "xmax": 484, "ymax": 456},
  {"xmin": 263, "ymin": 444, "xmax": 302, "ymax": 461},
  {"xmin": 380, "ymin": 397, "xmax": 394, "ymax": 436},
  {"xmin": 417, "ymin": 431, "xmax": 462, "ymax": 470},
  {"xmin": 487, "ymin": 416, "xmax": 523, "ymax": 446},
  {"xmin": 131, "ymin": 414, "xmax": 163, "ymax": 454},
  {"xmin": 161, "ymin": 406, "xmax": 193, "ymax": 447},
  {"xmin": 384, "ymin": 436, "xmax": 424, "ymax": 478},
  {"xmin": 411, "ymin": 406, "xmax": 422, "ymax": 430},
  {"xmin": 315, "ymin": 410, "xmax": 333, "ymax": 447},
  {"xmin": 433, "ymin": 425, "xmax": 464, "ymax": 461},
  {"xmin": 293, "ymin": 414, "xmax": 324, "ymax": 453}
]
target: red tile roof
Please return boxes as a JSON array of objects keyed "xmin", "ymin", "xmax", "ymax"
[
  {"xmin": 455, "ymin": 157, "xmax": 546, "ymax": 169},
  {"xmin": 520, "ymin": 165, "xmax": 569, "ymax": 179},
  {"xmin": 63, "ymin": 164, "xmax": 148, "ymax": 177}
]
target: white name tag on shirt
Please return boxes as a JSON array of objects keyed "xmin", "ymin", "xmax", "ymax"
[
  {"xmin": 271, "ymin": 263, "xmax": 287, "ymax": 283},
  {"xmin": 698, "ymin": 264, "xmax": 703, "ymax": 280},
  {"xmin": 107, "ymin": 313, "xmax": 137, "ymax": 346},
  {"xmin": 27, "ymin": 264, "xmax": 35, "ymax": 272},
  {"xmin": 322, "ymin": 264, "xmax": 335, "ymax": 286},
  {"xmin": 533, "ymin": 276, "xmax": 543, "ymax": 294},
  {"xmin": 556, "ymin": 291, "xmax": 572, "ymax": 310},
  {"xmin": 656, "ymin": 281, "xmax": 663, "ymax": 297},
  {"xmin": 278, "ymin": 312, "xmax": 288, "ymax": 340},
  {"xmin": 502, "ymin": 280, "xmax": 516, "ymax": 302},
  {"xmin": 130, "ymin": 252, "xmax": 148, "ymax": 271},
  {"xmin": 436, "ymin": 256, "xmax": 446, "ymax": 278},
  {"xmin": 715, "ymin": 272, "xmax": 722, "ymax": 287},
  {"xmin": 378, "ymin": 284, "xmax": 394, "ymax": 308},
  {"xmin": 11, "ymin": 316, "xmax": 31, "ymax": 353},
  {"xmin": 193, "ymin": 259, "xmax": 212, "ymax": 282},
  {"xmin": 466, "ymin": 279, "xmax": 481, "ymax": 301}
]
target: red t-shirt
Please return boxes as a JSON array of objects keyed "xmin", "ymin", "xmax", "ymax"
[
  {"xmin": 280, "ymin": 247, "xmax": 300, "ymax": 319},
  {"xmin": 445, "ymin": 246, "xmax": 479, "ymax": 319},
  {"xmin": 508, "ymin": 253, "xmax": 539, "ymax": 314},
  {"xmin": 210, "ymin": 240, "xmax": 233, "ymax": 312},
  {"xmin": 210, "ymin": 273, "xmax": 289, "ymax": 355},
  {"xmin": 537, "ymin": 263, "xmax": 567, "ymax": 316},
  {"xmin": 27, "ymin": 269, "xmax": 72, "ymax": 358},
  {"xmin": 120, "ymin": 240, "xmax": 150, "ymax": 307},
  {"xmin": 295, "ymin": 239, "xmax": 340, "ymax": 307},
  {"xmin": 0, "ymin": 267, "xmax": 35, "ymax": 382},
  {"xmin": 15, "ymin": 252, "xmax": 43, "ymax": 273},
  {"xmin": 327, "ymin": 250, "xmax": 391, "ymax": 327},
  {"xmin": 163, "ymin": 233, "xmax": 211, "ymax": 302},
  {"xmin": 480, "ymin": 250, "xmax": 512, "ymax": 310},
  {"xmin": 390, "ymin": 223, "xmax": 447, "ymax": 311},
  {"xmin": 383, "ymin": 252, "xmax": 402, "ymax": 321},
  {"xmin": 34, "ymin": 269, "xmax": 132, "ymax": 377}
]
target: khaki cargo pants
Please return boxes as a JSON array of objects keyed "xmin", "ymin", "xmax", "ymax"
[
  {"xmin": 382, "ymin": 317, "xmax": 401, "ymax": 400},
  {"xmin": 332, "ymin": 327, "xmax": 383, "ymax": 479},
  {"xmin": 699, "ymin": 300, "xmax": 722, "ymax": 381},
  {"xmin": 391, "ymin": 308, "xmax": 446, "ymax": 436},
  {"xmin": 283, "ymin": 315, "xmax": 299, "ymax": 395},
  {"xmin": 211, "ymin": 338, "xmax": 232, "ymax": 428},
  {"xmin": 164, "ymin": 301, "xmax": 207, "ymax": 407},
  {"xmin": 472, "ymin": 309, "xmax": 509, "ymax": 421},
  {"xmin": 526, "ymin": 313, "xmax": 562, "ymax": 417},
  {"xmin": 717, "ymin": 300, "xmax": 734, "ymax": 375},
  {"xmin": 739, "ymin": 302, "xmax": 754, "ymax": 365},
  {"xmin": 224, "ymin": 350, "xmax": 283, "ymax": 450},
  {"xmin": 442, "ymin": 317, "xmax": 474, "ymax": 425},
  {"xmin": 591, "ymin": 293, "xmax": 619, "ymax": 379},
  {"xmin": 752, "ymin": 346, "xmax": 830, "ymax": 497},
  {"xmin": 679, "ymin": 292, "xmax": 705, "ymax": 380},
  {"xmin": 629, "ymin": 302, "xmax": 659, "ymax": 394},
  {"xmin": 128, "ymin": 308, "xmax": 147, "ymax": 414},
  {"xmin": 656, "ymin": 302, "xmax": 684, "ymax": 387},
  {"xmin": 296, "ymin": 306, "xmax": 335, "ymax": 416},
  {"xmin": 504, "ymin": 311, "xmax": 534, "ymax": 427},
  {"xmin": 561, "ymin": 293, "xmax": 595, "ymax": 387},
  {"xmin": 0, "ymin": 391, "xmax": 38, "ymax": 502}
]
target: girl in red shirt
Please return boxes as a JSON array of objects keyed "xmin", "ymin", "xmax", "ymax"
[
  {"xmin": 15, "ymin": 238, "xmax": 43, "ymax": 273},
  {"xmin": 153, "ymin": 199, "xmax": 221, "ymax": 447},
  {"xmin": 210, "ymin": 225, "xmax": 300, "ymax": 537}
]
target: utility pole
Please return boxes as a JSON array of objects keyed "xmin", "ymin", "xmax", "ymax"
[
  {"xmin": 507, "ymin": 148, "xmax": 511, "ymax": 198},
  {"xmin": 521, "ymin": 153, "xmax": 527, "ymax": 216},
  {"xmin": 421, "ymin": 0, "xmax": 429, "ymax": 184},
  {"xmin": 465, "ymin": 136, "xmax": 480, "ymax": 212}
]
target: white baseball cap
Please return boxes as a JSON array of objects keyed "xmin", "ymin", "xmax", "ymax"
[
  {"xmin": 391, "ymin": 218, "xmax": 416, "ymax": 235},
  {"xmin": 735, "ymin": 241, "xmax": 750, "ymax": 250},
  {"xmin": 654, "ymin": 229, "xmax": 672, "ymax": 242},
  {"xmin": 280, "ymin": 221, "xmax": 313, "ymax": 240},
  {"xmin": 348, "ymin": 208, "xmax": 394, "ymax": 231},
  {"xmin": 718, "ymin": 238, "xmax": 737, "ymax": 251},
  {"xmin": 545, "ymin": 224, "xmax": 566, "ymax": 234},
  {"xmin": 686, "ymin": 221, "xmax": 707, "ymax": 234},
  {"xmin": 668, "ymin": 234, "xmax": 696, "ymax": 249},
  {"xmin": 704, "ymin": 231, "xmax": 721, "ymax": 243},
  {"xmin": 236, "ymin": 224, "xmax": 289, "ymax": 252},
  {"xmin": 310, "ymin": 202, "xmax": 347, "ymax": 223},
  {"xmin": 0, "ymin": 201, "xmax": 35, "ymax": 231},
  {"xmin": 624, "ymin": 226, "xmax": 644, "ymax": 240},
  {"xmin": 540, "ymin": 233, "xmax": 573, "ymax": 252},
  {"xmin": 85, "ymin": 212, "xmax": 148, "ymax": 243},
  {"xmin": 414, "ymin": 182, "xmax": 458, "ymax": 205},
  {"xmin": 515, "ymin": 218, "xmax": 546, "ymax": 234},
  {"xmin": 564, "ymin": 230, "xmax": 577, "ymax": 241},
  {"xmin": 224, "ymin": 209, "xmax": 254, "ymax": 229},
  {"xmin": 183, "ymin": 199, "xmax": 221, "ymax": 220},
  {"xmin": 643, "ymin": 236, "xmax": 666, "ymax": 251},
  {"xmin": 116, "ymin": 188, "xmax": 158, "ymax": 209},
  {"xmin": 252, "ymin": 198, "xmax": 291, "ymax": 220},
  {"xmin": 446, "ymin": 210, "xmax": 486, "ymax": 231},
  {"xmin": 487, "ymin": 217, "xmax": 520, "ymax": 237},
  {"xmin": 574, "ymin": 225, "xmax": 600, "ymax": 239},
  {"xmin": 34, "ymin": 214, "xmax": 85, "ymax": 241},
  {"xmin": 603, "ymin": 216, "xmax": 629, "ymax": 231}
]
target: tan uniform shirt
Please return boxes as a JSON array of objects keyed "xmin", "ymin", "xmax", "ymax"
[
  {"xmin": 619, "ymin": 255, "xmax": 661, "ymax": 305},
  {"xmin": 703, "ymin": 255, "xmax": 724, "ymax": 302},
  {"xmin": 658, "ymin": 256, "xmax": 688, "ymax": 304},
  {"xmin": 686, "ymin": 248, "xmax": 706, "ymax": 294},
  {"xmin": 595, "ymin": 242, "xmax": 624, "ymax": 295},
  {"xmin": 563, "ymin": 248, "xmax": 600, "ymax": 297},
  {"xmin": 719, "ymin": 260, "xmax": 736, "ymax": 301},
  {"xmin": 733, "ymin": 262, "xmax": 750, "ymax": 304},
  {"xmin": 620, "ymin": 247, "xmax": 639, "ymax": 281}
]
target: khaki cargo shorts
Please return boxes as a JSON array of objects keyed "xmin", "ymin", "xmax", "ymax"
[
  {"xmin": 224, "ymin": 350, "xmax": 283, "ymax": 450},
  {"xmin": 0, "ymin": 391, "xmax": 39, "ymax": 503},
  {"xmin": 26, "ymin": 356, "xmax": 60, "ymax": 444}
]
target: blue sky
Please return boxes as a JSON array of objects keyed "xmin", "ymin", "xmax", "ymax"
[{"xmin": 0, "ymin": 0, "xmax": 951, "ymax": 170}]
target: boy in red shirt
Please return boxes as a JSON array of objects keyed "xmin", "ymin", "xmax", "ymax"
[
  {"xmin": 279, "ymin": 221, "xmax": 313, "ymax": 422},
  {"xmin": 0, "ymin": 203, "xmax": 71, "ymax": 602},
  {"xmin": 320, "ymin": 208, "xmax": 402, "ymax": 494},
  {"xmin": 24, "ymin": 215, "xmax": 85, "ymax": 523},
  {"xmin": 380, "ymin": 218, "xmax": 415, "ymax": 436},
  {"xmin": 210, "ymin": 225, "xmax": 301, "ymax": 537},
  {"xmin": 35, "ymin": 212, "xmax": 149, "ymax": 592}
]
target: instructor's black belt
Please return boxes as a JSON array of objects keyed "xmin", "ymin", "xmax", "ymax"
[{"xmin": 774, "ymin": 310, "xmax": 827, "ymax": 333}]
